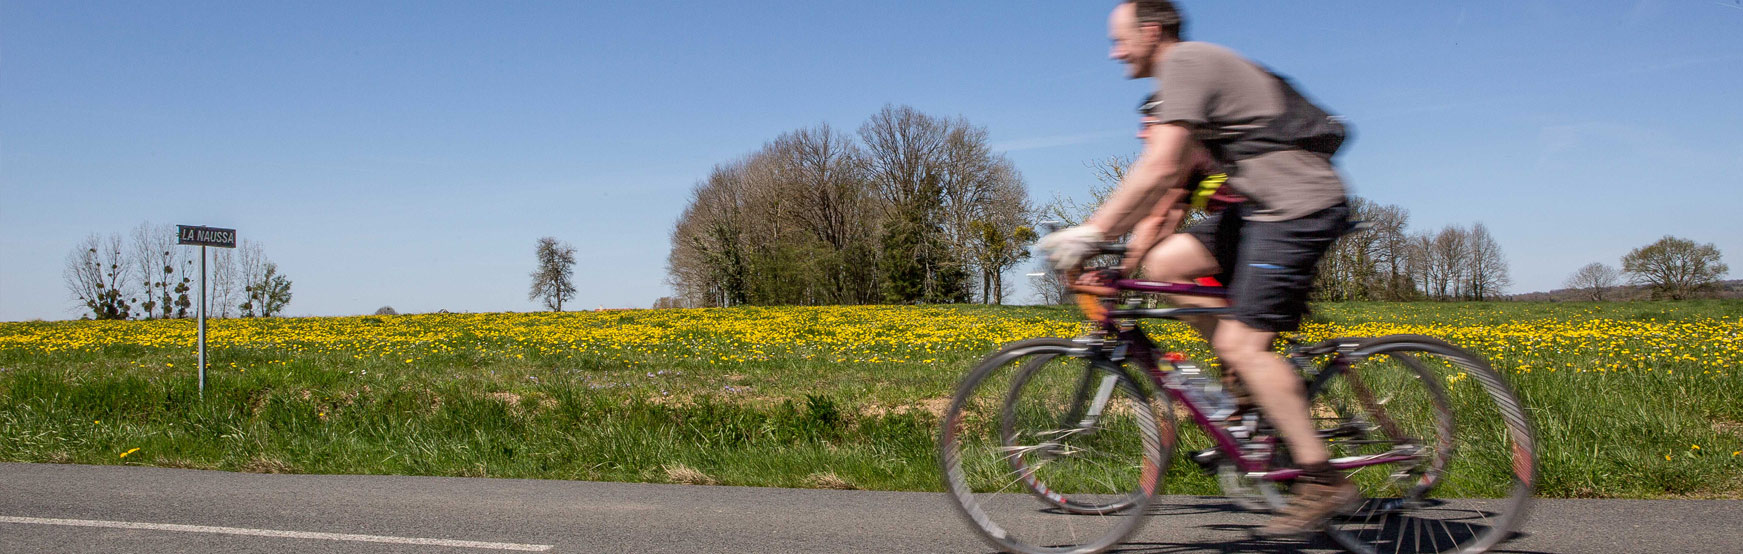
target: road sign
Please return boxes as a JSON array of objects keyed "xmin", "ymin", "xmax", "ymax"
[
  {"xmin": 177, "ymin": 225, "xmax": 237, "ymax": 397},
  {"xmin": 176, "ymin": 225, "xmax": 236, "ymax": 248}
]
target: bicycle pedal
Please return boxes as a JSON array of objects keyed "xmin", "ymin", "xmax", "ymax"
[{"xmin": 1190, "ymin": 448, "xmax": 1224, "ymax": 474}]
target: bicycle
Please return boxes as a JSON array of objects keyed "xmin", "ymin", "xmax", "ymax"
[{"xmin": 937, "ymin": 242, "xmax": 1536, "ymax": 554}]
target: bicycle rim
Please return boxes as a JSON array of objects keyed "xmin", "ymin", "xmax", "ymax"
[
  {"xmin": 940, "ymin": 338, "xmax": 1169, "ymax": 554},
  {"xmin": 1309, "ymin": 335, "xmax": 1535, "ymax": 554}
]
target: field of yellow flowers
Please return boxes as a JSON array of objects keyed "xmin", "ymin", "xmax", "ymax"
[{"xmin": 1, "ymin": 301, "xmax": 1739, "ymax": 497}]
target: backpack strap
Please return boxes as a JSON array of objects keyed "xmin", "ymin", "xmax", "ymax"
[{"xmin": 1201, "ymin": 70, "xmax": 1348, "ymax": 168}]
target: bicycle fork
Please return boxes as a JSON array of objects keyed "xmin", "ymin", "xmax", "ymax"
[{"xmin": 1032, "ymin": 365, "xmax": 1122, "ymax": 460}]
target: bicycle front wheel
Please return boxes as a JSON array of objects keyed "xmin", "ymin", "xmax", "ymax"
[
  {"xmin": 940, "ymin": 337, "xmax": 1170, "ymax": 554},
  {"xmin": 1307, "ymin": 335, "xmax": 1535, "ymax": 554}
]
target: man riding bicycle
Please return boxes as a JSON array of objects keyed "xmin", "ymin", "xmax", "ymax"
[{"xmin": 1040, "ymin": 0, "xmax": 1356, "ymax": 536}]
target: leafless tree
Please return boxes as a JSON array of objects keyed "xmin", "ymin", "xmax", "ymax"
[
  {"xmin": 1622, "ymin": 236, "xmax": 1729, "ymax": 300},
  {"xmin": 1424, "ymin": 225, "xmax": 1471, "ymax": 300},
  {"xmin": 1030, "ymin": 261, "xmax": 1070, "ymax": 306},
  {"xmin": 859, "ymin": 105, "xmax": 973, "ymax": 303},
  {"xmin": 1315, "ymin": 197, "xmax": 1384, "ymax": 301},
  {"xmin": 1404, "ymin": 231, "xmax": 1434, "ymax": 300},
  {"xmin": 232, "ymin": 240, "xmax": 265, "ymax": 316},
  {"xmin": 667, "ymin": 161, "xmax": 752, "ymax": 307},
  {"xmin": 1365, "ymin": 204, "xmax": 1415, "ymax": 300},
  {"xmin": 129, "ymin": 222, "xmax": 196, "ymax": 319},
  {"xmin": 209, "ymin": 247, "xmax": 241, "ymax": 318},
  {"xmin": 1039, "ymin": 155, "xmax": 1129, "ymax": 233},
  {"xmin": 1465, "ymin": 223, "xmax": 1511, "ymax": 300},
  {"xmin": 966, "ymin": 175, "xmax": 1037, "ymax": 304},
  {"xmin": 529, "ymin": 237, "xmax": 578, "ymax": 311},
  {"xmin": 1565, "ymin": 262, "xmax": 1621, "ymax": 301},
  {"xmin": 63, "ymin": 233, "xmax": 132, "ymax": 319},
  {"xmin": 760, "ymin": 124, "xmax": 880, "ymax": 304}
]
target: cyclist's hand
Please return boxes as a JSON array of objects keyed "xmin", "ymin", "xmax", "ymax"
[
  {"xmin": 1075, "ymin": 271, "xmax": 1111, "ymax": 288},
  {"xmin": 1038, "ymin": 225, "xmax": 1103, "ymax": 271}
]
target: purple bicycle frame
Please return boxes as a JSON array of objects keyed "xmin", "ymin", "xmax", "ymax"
[{"xmin": 1094, "ymin": 277, "xmax": 1420, "ymax": 481}]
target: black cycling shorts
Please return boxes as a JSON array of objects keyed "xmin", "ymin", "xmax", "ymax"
[{"xmin": 1183, "ymin": 201, "xmax": 1349, "ymax": 333}]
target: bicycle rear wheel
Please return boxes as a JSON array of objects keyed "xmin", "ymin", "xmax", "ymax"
[
  {"xmin": 1306, "ymin": 335, "xmax": 1535, "ymax": 554},
  {"xmin": 940, "ymin": 337, "xmax": 1169, "ymax": 554}
]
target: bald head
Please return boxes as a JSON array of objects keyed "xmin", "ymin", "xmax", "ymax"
[{"xmin": 1108, "ymin": 2, "xmax": 1177, "ymax": 79}]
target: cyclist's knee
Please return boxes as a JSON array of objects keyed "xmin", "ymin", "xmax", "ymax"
[
  {"xmin": 1142, "ymin": 234, "xmax": 1217, "ymax": 281},
  {"xmin": 1211, "ymin": 319, "xmax": 1275, "ymax": 369}
]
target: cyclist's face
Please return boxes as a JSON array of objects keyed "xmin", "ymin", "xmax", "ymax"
[{"xmin": 1108, "ymin": 5, "xmax": 1156, "ymax": 79}]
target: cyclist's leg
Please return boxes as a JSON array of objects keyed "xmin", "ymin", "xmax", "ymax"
[
  {"xmin": 1212, "ymin": 321, "xmax": 1325, "ymax": 463},
  {"xmin": 1208, "ymin": 202, "xmax": 1355, "ymax": 534},
  {"xmin": 1140, "ymin": 210, "xmax": 1235, "ymax": 339}
]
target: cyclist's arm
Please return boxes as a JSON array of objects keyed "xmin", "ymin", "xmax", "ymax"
[{"xmin": 1086, "ymin": 122, "xmax": 1195, "ymax": 237}]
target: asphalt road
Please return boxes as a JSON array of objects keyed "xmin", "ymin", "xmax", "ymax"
[{"xmin": 2, "ymin": 463, "xmax": 1739, "ymax": 553}]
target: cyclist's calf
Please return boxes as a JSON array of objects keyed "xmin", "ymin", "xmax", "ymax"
[{"xmin": 1211, "ymin": 319, "xmax": 1331, "ymax": 466}]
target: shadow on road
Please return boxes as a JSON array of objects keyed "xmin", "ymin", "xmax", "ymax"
[{"xmin": 1065, "ymin": 497, "xmax": 1553, "ymax": 554}]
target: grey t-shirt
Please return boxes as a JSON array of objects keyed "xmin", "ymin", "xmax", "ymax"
[{"xmin": 1155, "ymin": 42, "xmax": 1347, "ymax": 222}]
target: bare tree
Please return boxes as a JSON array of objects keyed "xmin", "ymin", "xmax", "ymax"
[
  {"xmin": 1465, "ymin": 223, "xmax": 1511, "ymax": 300},
  {"xmin": 1365, "ymin": 204, "xmax": 1415, "ymax": 300},
  {"xmin": 1315, "ymin": 197, "xmax": 1384, "ymax": 301},
  {"xmin": 130, "ymin": 222, "xmax": 174, "ymax": 319},
  {"xmin": 966, "ymin": 176, "xmax": 1037, "ymax": 304},
  {"xmin": 859, "ymin": 105, "xmax": 971, "ymax": 303},
  {"xmin": 128, "ymin": 222, "xmax": 195, "ymax": 319},
  {"xmin": 1423, "ymin": 225, "xmax": 1471, "ymax": 300},
  {"xmin": 1404, "ymin": 231, "xmax": 1435, "ymax": 300},
  {"xmin": 1564, "ymin": 262, "xmax": 1621, "ymax": 301},
  {"xmin": 529, "ymin": 237, "xmax": 578, "ymax": 311},
  {"xmin": 232, "ymin": 240, "xmax": 265, "ymax": 317},
  {"xmin": 210, "ymin": 247, "xmax": 241, "ymax": 318},
  {"xmin": 1029, "ymin": 263, "xmax": 1070, "ymax": 305},
  {"xmin": 1622, "ymin": 236, "xmax": 1729, "ymax": 300},
  {"xmin": 667, "ymin": 162, "xmax": 751, "ymax": 307},
  {"xmin": 761, "ymin": 124, "xmax": 880, "ymax": 304},
  {"xmin": 1041, "ymin": 155, "xmax": 1128, "ymax": 228},
  {"xmin": 63, "ymin": 233, "xmax": 132, "ymax": 320}
]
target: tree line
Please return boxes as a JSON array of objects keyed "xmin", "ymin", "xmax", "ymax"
[
  {"xmin": 657, "ymin": 114, "xmax": 1729, "ymax": 309},
  {"xmin": 664, "ymin": 105, "xmax": 1035, "ymax": 307},
  {"xmin": 1562, "ymin": 236, "xmax": 1729, "ymax": 301},
  {"xmin": 1312, "ymin": 197, "xmax": 1511, "ymax": 302},
  {"xmin": 62, "ymin": 222, "xmax": 293, "ymax": 320}
]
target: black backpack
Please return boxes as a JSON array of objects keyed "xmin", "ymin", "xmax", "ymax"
[{"xmin": 1200, "ymin": 71, "xmax": 1348, "ymax": 166}]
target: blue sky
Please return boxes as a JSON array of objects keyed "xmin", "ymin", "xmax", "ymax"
[{"xmin": 4, "ymin": 1, "xmax": 1741, "ymax": 320}]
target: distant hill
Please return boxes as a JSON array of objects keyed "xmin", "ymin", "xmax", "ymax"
[{"xmin": 1506, "ymin": 279, "xmax": 1743, "ymax": 302}]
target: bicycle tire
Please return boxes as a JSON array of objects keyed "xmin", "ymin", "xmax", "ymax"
[
  {"xmin": 1306, "ymin": 335, "xmax": 1535, "ymax": 554},
  {"xmin": 940, "ymin": 337, "xmax": 1170, "ymax": 554}
]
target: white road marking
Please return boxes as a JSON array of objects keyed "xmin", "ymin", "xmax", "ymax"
[{"xmin": 0, "ymin": 515, "xmax": 553, "ymax": 551}]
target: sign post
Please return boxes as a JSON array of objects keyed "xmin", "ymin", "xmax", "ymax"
[{"xmin": 177, "ymin": 225, "xmax": 236, "ymax": 397}]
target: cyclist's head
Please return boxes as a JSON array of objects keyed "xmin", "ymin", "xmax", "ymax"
[
  {"xmin": 1136, "ymin": 93, "xmax": 1163, "ymax": 140},
  {"xmin": 1109, "ymin": 1, "xmax": 1186, "ymax": 79}
]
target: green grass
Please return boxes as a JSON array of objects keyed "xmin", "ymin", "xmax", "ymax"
[{"xmin": 1, "ymin": 301, "xmax": 1740, "ymax": 498}]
